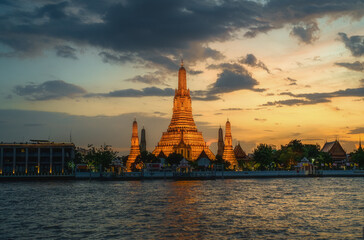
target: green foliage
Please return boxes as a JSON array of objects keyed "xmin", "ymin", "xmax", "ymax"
[
  {"xmin": 253, "ymin": 144, "xmax": 274, "ymax": 170},
  {"xmin": 316, "ymin": 152, "xmax": 333, "ymax": 169},
  {"xmin": 212, "ymin": 155, "xmax": 231, "ymax": 170},
  {"xmin": 166, "ymin": 152, "xmax": 184, "ymax": 165},
  {"xmin": 303, "ymin": 144, "xmax": 320, "ymax": 160},
  {"xmin": 84, "ymin": 144, "xmax": 118, "ymax": 171},
  {"xmin": 139, "ymin": 151, "xmax": 159, "ymax": 164},
  {"xmin": 74, "ymin": 150, "xmax": 85, "ymax": 164},
  {"xmin": 351, "ymin": 147, "xmax": 364, "ymax": 169}
]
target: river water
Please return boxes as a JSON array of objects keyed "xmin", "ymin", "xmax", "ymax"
[{"xmin": 0, "ymin": 178, "xmax": 363, "ymax": 239}]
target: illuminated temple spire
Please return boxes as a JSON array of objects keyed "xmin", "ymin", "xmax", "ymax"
[
  {"xmin": 222, "ymin": 119, "xmax": 238, "ymax": 169},
  {"xmin": 126, "ymin": 119, "xmax": 140, "ymax": 171},
  {"xmin": 153, "ymin": 62, "xmax": 215, "ymax": 160}
]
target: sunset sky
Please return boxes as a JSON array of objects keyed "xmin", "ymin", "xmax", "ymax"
[{"xmin": 0, "ymin": 0, "xmax": 363, "ymax": 155}]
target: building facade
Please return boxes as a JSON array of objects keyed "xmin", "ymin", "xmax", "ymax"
[{"xmin": 0, "ymin": 140, "xmax": 75, "ymax": 175}]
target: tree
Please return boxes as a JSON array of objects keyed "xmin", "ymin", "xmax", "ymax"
[
  {"xmin": 140, "ymin": 151, "xmax": 159, "ymax": 164},
  {"xmin": 316, "ymin": 152, "xmax": 332, "ymax": 169},
  {"xmin": 166, "ymin": 152, "xmax": 184, "ymax": 166},
  {"xmin": 253, "ymin": 144, "xmax": 274, "ymax": 170},
  {"xmin": 84, "ymin": 144, "xmax": 118, "ymax": 171},
  {"xmin": 303, "ymin": 144, "xmax": 320, "ymax": 160},
  {"xmin": 351, "ymin": 147, "xmax": 364, "ymax": 169},
  {"xmin": 277, "ymin": 139, "xmax": 305, "ymax": 169},
  {"xmin": 211, "ymin": 155, "xmax": 231, "ymax": 170}
]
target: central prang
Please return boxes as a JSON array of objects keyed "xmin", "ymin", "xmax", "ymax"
[{"xmin": 153, "ymin": 62, "xmax": 215, "ymax": 161}]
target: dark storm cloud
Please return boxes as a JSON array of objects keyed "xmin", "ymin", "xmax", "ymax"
[
  {"xmin": 239, "ymin": 54, "xmax": 270, "ymax": 73},
  {"xmin": 85, "ymin": 87, "xmax": 174, "ymax": 98},
  {"xmin": 1, "ymin": 0, "xmax": 363, "ymax": 63},
  {"xmin": 99, "ymin": 52, "xmax": 135, "ymax": 64},
  {"xmin": 262, "ymin": 87, "xmax": 364, "ymax": 106},
  {"xmin": 338, "ymin": 33, "xmax": 364, "ymax": 57},
  {"xmin": 193, "ymin": 62, "xmax": 265, "ymax": 101},
  {"xmin": 55, "ymin": 45, "xmax": 78, "ymax": 59},
  {"xmin": 335, "ymin": 61, "xmax": 364, "ymax": 72},
  {"xmin": 290, "ymin": 22, "xmax": 319, "ymax": 44},
  {"xmin": 209, "ymin": 69, "xmax": 260, "ymax": 94},
  {"xmin": 14, "ymin": 80, "xmax": 86, "ymax": 101}
]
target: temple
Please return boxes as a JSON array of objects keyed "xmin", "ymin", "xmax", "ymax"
[
  {"xmin": 321, "ymin": 140, "xmax": 347, "ymax": 162},
  {"xmin": 217, "ymin": 126, "xmax": 224, "ymax": 156},
  {"xmin": 140, "ymin": 127, "xmax": 146, "ymax": 152},
  {"xmin": 153, "ymin": 62, "xmax": 215, "ymax": 161},
  {"xmin": 222, "ymin": 119, "xmax": 238, "ymax": 168},
  {"xmin": 126, "ymin": 119, "xmax": 140, "ymax": 171}
]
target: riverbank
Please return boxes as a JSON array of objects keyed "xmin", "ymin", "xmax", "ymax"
[{"xmin": 1, "ymin": 170, "xmax": 363, "ymax": 181}]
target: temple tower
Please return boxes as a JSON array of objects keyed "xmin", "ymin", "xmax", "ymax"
[
  {"xmin": 126, "ymin": 119, "xmax": 140, "ymax": 171},
  {"xmin": 217, "ymin": 126, "xmax": 224, "ymax": 156},
  {"xmin": 140, "ymin": 127, "xmax": 146, "ymax": 152},
  {"xmin": 222, "ymin": 119, "xmax": 238, "ymax": 169},
  {"xmin": 153, "ymin": 61, "xmax": 215, "ymax": 160}
]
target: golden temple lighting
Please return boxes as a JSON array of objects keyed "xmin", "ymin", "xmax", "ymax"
[
  {"xmin": 127, "ymin": 119, "xmax": 141, "ymax": 171},
  {"xmin": 153, "ymin": 62, "xmax": 215, "ymax": 161}
]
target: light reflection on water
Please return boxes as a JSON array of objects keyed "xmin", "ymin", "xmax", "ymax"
[{"xmin": 0, "ymin": 178, "xmax": 363, "ymax": 239}]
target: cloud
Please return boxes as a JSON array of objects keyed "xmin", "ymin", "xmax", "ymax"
[
  {"xmin": 240, "ymin": 54, "xmax": 270, "ymax": 73},
  {"xmin": 55, "ymin": 45, "xmax": 78, "ymax": 60},
  {"xmin": 126, "ymin": 73, "xmax": 165, "ymax": 85},
  {"xmin": 254, "ymin": 118, "xmax": 267, "ymax": 122},
  {"xmin": 221, "ymin": 108, "xmax": 242, "ymax": 111},
  {"xmin": 338, "ymin": 32, "xmax": 364, "ymax": 57},
  {"xmin": 1, "ymin": 0, "xmax": 363, "ymax": 64},
  {"xmin": 262, "ymin": 87, "xmax": 364, "ymax": 106},
  {"xmin": 206, "ymin": 63, "xmax": 263, "ymax": 94},
  {"xmin": 286, "ymin": 77, "xmax": 298, "ymax": 85},
  {"xmin": 290, "ymin": 21, "xmax": 319, "ymax": 44},
  {"xmin": 189, "ymin": 70, "xmax": 203, "ymax": 75},
  {"xmin": 348, "ymin": 127, "xmax": 364, "ymax": 134},
  {"xmin": 335, "ymin": 61, "xmax": 364, "ymax": 72},
  {"xmin": 209, "ymin": 69, "xmax": 259, "ymax": 94},
  {"xmin": 14, "ymin": 80, "xmax": 86, "ymax": 101},
  {"xmin": 190, "ymin": 62, "xmax": 265, "ymax": 101},
  {"xmin": 99, "ymin": 52, "xmax": 134, "ymax": 64},
  {"xmin": 24, "ymin": 123, "xmax": 46, "ymax": 127},
  {"xmin": 85, "ymin": 87, "xmax": 174, "ymax": 98}
]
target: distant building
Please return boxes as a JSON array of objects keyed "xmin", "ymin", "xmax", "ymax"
[
  {"xmin": 0, "ymin": 140, "xmax": 75, "ymax": 175},
  {"xmin": 234, "ymin": 143, "xmax": 247, "ymax": 161},
  {"xmin": 217, "ymin": 126, "xmax": 224, "ymax": 156},
  {"xmin": 222, "ymin": 119, "xmax": 238, "ymax": 169},
  {"xmin": 126, "ymin": 119, "xmax": 141, "ymax": 171},
  {"xmin": 321, "ymin": 140, "xmax": 347, "ymax": 162},
  {"xmin": 140, "ymin": 127, "xmax": 146, "ymax": 152}
]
